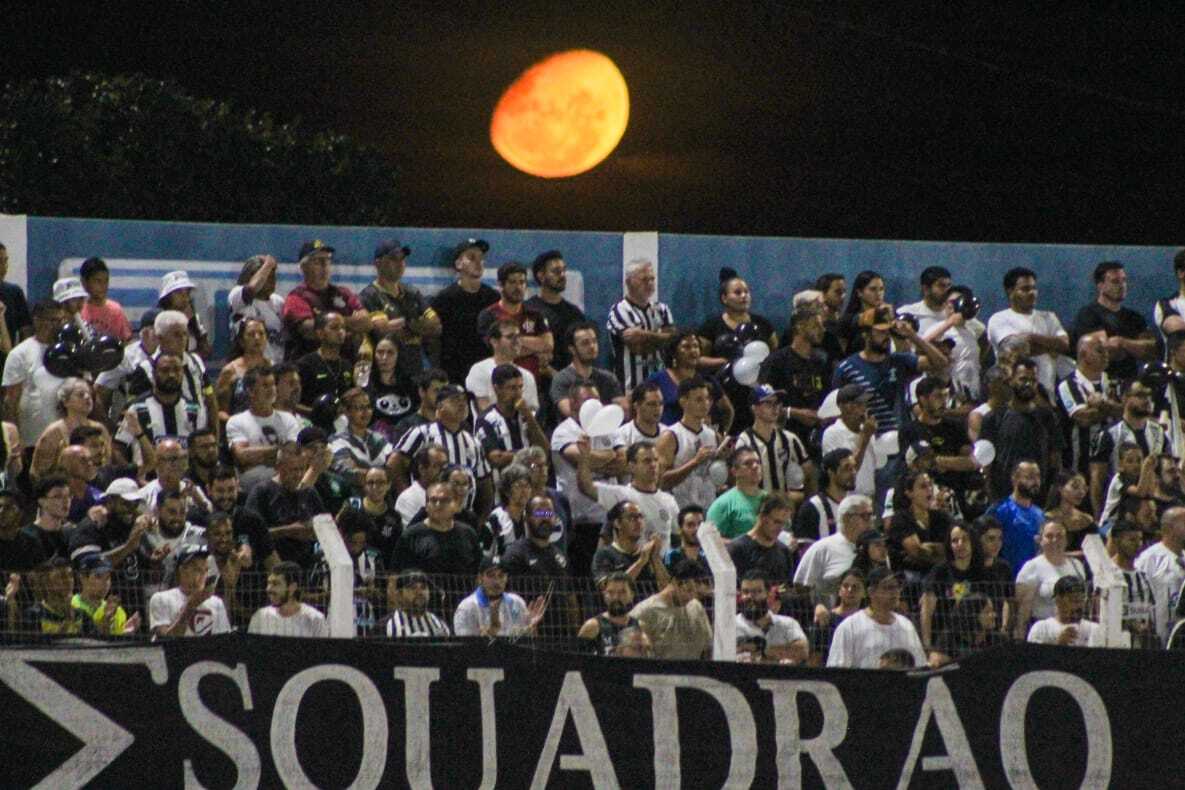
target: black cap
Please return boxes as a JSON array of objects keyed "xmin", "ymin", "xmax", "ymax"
[
  {"xmin": 452, "ymin": 238, "xmax": 489, "ymax": 260},
  {"xmin": 479, "ymin": 555, "xmax": 505, "ymax": 573},
  {"xmin": 395, "ymin": 569, "xmax": 433, "ymax": 589},
  {"xmin": 175, "ymin": 544, "xmax": 210, "ymax": 567},
  {"xmin": 139, "ymin": 308, "xmax": 162, "ymax": 330},
  {"xmin": 1053, "ymin": 575, "xmax": 1087, "ymax": 596},
  {"xmin": 297, "ymin": 426, "xmax": 328, "ymax": 446},
  {"xmin": 867, "ymin": 566, "xmax": 903, "ymax": 588},
  {"xmin": 374, "ymin": 240, "xmax": 411, "ymax": 261},
  {"xmin": 856, "ymin": 529, "xmax": 885, "ymax": 547},
  {"xmin": 77, "ymin": 553, "xmax": 113, "ymax": 574},
  {"xmin": 298, "ymin": 240, "xmax": 335, "ymax": 261}
]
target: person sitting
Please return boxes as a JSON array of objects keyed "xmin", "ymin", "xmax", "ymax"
[
  {"xmin": 29, "ymin": 377, "xmax": 110, "ymax": 482},
  {"xmin": 149, "ymin": 544, "xmax": 232, "ymax": 638},
  {"xmin": 736, "ymin": 568, "xmax": 809, "ymax": 665},
  {"xmin": 1026, "ymin": 575, "xmax": 1098, "ymax": 646},
  {"xmin": 384, "ymin": 569, "xmax": 451, "ymax": 638},
  {"xmin": 71, "ymin": 553, "xmax": 140, "ymax": 636},
  {"xmin": 328, "ymin": 387, "xmax": 398, "ymax": 498},
  {"xmin": 225, "ymin": 366, "xmax": 302, "ymax": 493},
  {"xmin": 826, "ymin": 567, "xmax": 927, "ymax": 669},
  {"xmin": 453, "ymin": 555, "xmax": 547, "ymax": 637},
  {"xmin": 629, "ymin": 558, "xmax": 713, "ymax": 660},
  {"xmin": 576, "ymin": 570, "xmax": 639, "ymax": 655}
]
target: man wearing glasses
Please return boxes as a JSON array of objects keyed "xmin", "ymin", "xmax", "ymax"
[{"xmin": 794, "ymin": 494, "xmax": 875, "ymax": 623}]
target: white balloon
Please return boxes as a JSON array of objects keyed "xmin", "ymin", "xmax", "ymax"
[
  {"xmin": 817, "ymin": 389, "xmax": 841, "ymax": 421},
  {"xmin": 588, "ymin": 404, "xmax": 625, "ymax": 437},
  {"xmin": 742, "ymin": 341, "xmax": 770, "ymax": 363},
  {"xmin": 874, "ymin": 430, "xmax": 899, "ymax": 457},
  {"xmin": 972, "ymin": 439, "xmax": 996, "ymax": 467},
  {"xmin": 579, "ymin": 399, "xmax": 604, "ymax": 432},
  {"xmin": 708, "ymin": 460, "xmax": 730, "ymax": 488},
  {"xmin": 733, "ymin": 356, "xmax": 760, "ymax": 386},
  {"xmin": 785, "ymin": 463, "xmax": 805, "ymax": 491}
]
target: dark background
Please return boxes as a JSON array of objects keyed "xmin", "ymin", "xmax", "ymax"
[{"xmin": 4, "ymin": 2, "xmax": 1183, "ymax": 244}]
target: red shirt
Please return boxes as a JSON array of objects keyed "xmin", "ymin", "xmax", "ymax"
[
  {"xmin": 282, "ymin": 283, "xmax": 364, "ymax": 358},
  {"xmin": 476, "ymin": 301, "xmax": 551, "ymax": 375}
]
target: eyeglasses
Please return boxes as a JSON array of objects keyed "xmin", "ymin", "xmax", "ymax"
[{"xmin": 849, "ymin": 511, "xmax": 874, "ymax": 519}]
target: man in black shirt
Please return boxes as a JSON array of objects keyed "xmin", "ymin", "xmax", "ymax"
[
  {"xmin": 591, "ymin": 500, "xmax": 669, "ymax": 590},
  {"xmin": 501, "ymin": 493, "xmax": 576, "ymax": 636},
  {"xmin": 359, "ymin": 240, "xmax": 441, "ymax": 379},
  {"xmin": 1071, "ymin": 261, "xmax": 1156, "ymax": 383},
  {"xmin": 900, "ymin": 377, "xmax": 976, "ymax": 502},
  {"xmin": 430, "ymin": 239, "xmax": 499, "ymax": 384},
  {"xmin": 392, "ymin": 481, "xmax": 481, "ymax": 577},
  {"xmin": 980, "ymin": 358, "xmax": 1062, "ymax": 500},
  {"xmin": 244, "ymin": 442, "xmax": 325, "ymax": 570},
  {"xmin": 728, "ymin": 493, "xmax": 796, "ymax": 584},
  {"xmin": 0, "ymin": 242, "xmax": 32, "ymax": 373},
  {"xmin": 297, "ymin": 311, "xmax": 353, "ymax": 410},
  {"xmin": 0, "ymin": 488, "xmax": 41, "ymax": 572},
  {"xmin": 575, "ymin": 570, "xmax": 639, "ymax": 655},
  {"xmin": 207, "ymin": 465, "xmax": 279, "ymax": 572},
  {"xmin": 760, "ymin": 306, "xmax": 830, "ymax": 453},
  {"xmin": 525, "ymin": 250, "xmax": 586, "ymax": 371}
]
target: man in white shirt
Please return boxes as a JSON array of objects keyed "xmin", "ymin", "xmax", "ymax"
[
  {"xmin": 826, "ymin": 567, "xmax": 928, "ymax": 668},
  {"xmin": 986, "ymin": 266, "xmax": 1070, "ymax": 395},
  {"xmin": 611, "ymin": 382, "xmax": 665, "ymax": 484},
  {"xmin": 248, "ymin": 560, "xmax": 328, "ymax": 637},
  {"xmin": 453, "ymin": 556, "xmax": 546, "ymax": 637},
  {"xmin": 899, "ymin": 266, "xmax": 953, "ymax": 335},
  {"xmin": 395, "ymin": 443, "xmax": 448, "ymax": 525},
  {"xmin": 820, "ymin": 385, "xmax": 883, "ymax": 497},
  {"xmin": 2, "ymin": 300, "xmax": 66, "ymax": 446},
  {"xmin": 736, "ymin": 569, "xmax": 809, "ymax": 665},
  {"xmin": 1135, "ymin": 506, "xmax": 1185, "ymax": 645},
  {"xmin": 226, "ymin": 366, "xmax": 302, "ymax": 491},
  {"xmin": 577, "ymin": 438, "xmax": 679, "ymax": 554},
  {"xmin": 1026, "ymin": 575, "xmax": 1099, "ymax": 646},
  {"xmin": 149, "ymin": 544, "xmax": 231, "ymax": 638},
  {"xmin": 921, "ymin": 286, "xmax": 987, "ymax": 402},
  {"xmin": 794, "ymin": 494, "xmax": 873, "ymax": 613},
  {"xmin": 465, "ymin": 320, "xmax": 540, "ymax": 413},
  {"xmin": 228, "ymin": 254, "xmax": 286, "ymax": 363}
]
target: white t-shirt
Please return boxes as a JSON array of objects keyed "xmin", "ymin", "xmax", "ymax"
[
  {"xmin": 898, "ymin": 300, "xmax": 948, "ymax": 335},
  {"xmin": 551, "ymin": 417, "xmax": 605, "ymax": 524},
  {"xmin": 395, "ymin": 481, "xmax": 427, "ymax": 525},
  {"xmin": 228, "ymin": 286, "xmax": 286, "ymax": 364},
  {"xmin": 594, "ymin": 482, "xmax": 679, "ymax": 555},
  {"xmin": 149, "ymin": 587, "xmax": 231, "ymax": 637},
  {"xmin": 248, "ymin": 603, "xmax": 329, "ymax": 637},
  {"xmin": 986, "ymin": 308, "xmax": 1069, "ymax": 394},
  {"xmin": 665, "ymin": 420, "xmax": 719, "ymax": 511},
  {"xmin": 1027, "ymin": 617, "xmax": 1099, "ymax": 646},
  {"xmin": 453, "ymin": 590, "xmax": 531, "ymax": 636},
  {"xmin": 1, "ymin": 337, "xmax": 64, "ymax": 444},
  {"xmin": 611, "ymin": 420, "xmax": 664, "ymax": 484},
  {"xmin": 793, "ymin": 531, "xmax": 857, "ymax": 602},
  {"xmin": 736, "ymin": 612, "xmax": 808, "ymax": 650},
  {"xmin": 821, "ymin": 420, "xmax": 885, "ymax": 497},
  {"xmin": 464, "ymin": 358, "xmax": 540, "ymax": 411},
  {"xmin": 1016, "ymin": 555, "xmax": 1086, "ymax": 621},
  {"xmin": 826, "ymin": 609, "xmax": 927, "ymax": 668},
  {"xmin": 226, "ymin": 409, "xmax": 302, "ymax": 451},
  {"xmin": 1135, "ymin": 542, "xmax": 1185, "ymax": 644}
]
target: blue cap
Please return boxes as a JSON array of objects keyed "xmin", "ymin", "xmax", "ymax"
[
  {"xmin": 749, "ymin": 384, "xmax": 785, "ymax": 405},
  {"xmin": 374, "ymin": 240, "xmax": 411, "ymax": 261}
]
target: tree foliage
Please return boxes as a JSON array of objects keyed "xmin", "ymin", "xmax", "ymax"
[{"xmin": 0, "ymin": 72, "xmax": 401, "ymax": 224}]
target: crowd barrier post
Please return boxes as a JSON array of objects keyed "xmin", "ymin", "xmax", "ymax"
[
  {"xmin": 312, "ymin": 514, "xmax": 355, "ymax": 638},
  {"xmin": 697, "ymin": 521, "xmax": 736, "ymax": 661},
  {"xmin": 1081, "ymin": 534, "xmax": 1131, "ymax": 648}
]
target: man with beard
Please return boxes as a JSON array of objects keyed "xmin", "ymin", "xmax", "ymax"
[
  {"xmin": 728, "ymin": 493, "xmax": 797, "ymax": 585},
  {"xmin": 67, "ymin": 478, "xmax": 152, "ymax": 608},
  {"xmin": 1151, "ymin": 455, "xmax": 1185, "ymax": 517},
  {"xmin": 526, "ymin": 250, "xmax": 586, "ymax": 372},
  {"xmin": 576, "ymin": 570, "xmax": 639, "ymax": 655},
  {"xmin": 477, "ymin": 262, "xmax": 554, "ymax": 379},
  {"xmin": 899, "ymin": 267, "xmax": 954, "ymax": 335},
  {"xmin": 360, "ymin": 240, "xmax": 440, "ymax": 378},
  {"xmin": 578, "ymin": 439, "xmax": 679, "ymax": 555},
  {"xmin": 207, "ymin": 466, "xmax": 279, "ymax": 572},
  {"xmin": 122, "ymin": 311, "xmax": 218, "ymax": 440},
  {"xmin": 761, "ymin": 307, "xmax": 830, "ymax": 453},
  {"xmin": 992, "ymin": 461, "xmax": 1046, "ymax": 575},
  {"xmin": 987, "ymin": 267, "xmax": 1070, "ymax": 396},
  {"xmin": 664, "ymin": 505, "xmax": 706, "ymax": 572},
  {"xmin": 1108, "ymin": 520, "xmax": 1159, "ymax": 648},
  {"xmin": 832, "ymin": 304, "xmax": 948, "ymax": 438},
  {"xmin": 384, "ymin": 569, "xmax": 451, "ymax": 638},
  {"xmin": 1071, "ymin": 261, "xmax": 1156, "ymax": 384},
  {"xmin": 979, "ymin": 358, "xmax": 1062, "ymax": 501},
  {"xmin": 115, "ymin": 352, "xmax": 209, "ymax": 466},
  {"xmin": 1026, "ymin": 575, "xmax": 1099, "ymax": 646},
  {"xmin": 1058, "ymin": 333, "xmax": 1123, "ymax": 478},
  {"xmin": 793, "ymin": 449, "xmax": 858, "ymax": 545},
  {"xmin": 144, "ymin": 490, "xmax": 207, "ymax": 592},
  {"xmin": 245, "ymin": 442, "xmax": 325, "ymax": 570},
  {"xmin": 453, "ymin": 555, "xmax": 548, "ymax": 637},
  {"xmin": 149, "ymin": 544, "xmax": 231, "ymax": 638},
  {"xmin": 205, "ymin": 512, "xmax": 258, "ymax": 628},
  {"xmin": 247, "ymin": 560, "xmax": 327, "ymax": 637},
  {"xmin": 736, "ymin": 568, "xmax": 809, "ymax": 664},
  {"xmin": 227, "ymin": 367, "xmax": 302, "ymax": 491},
  {"xmin": 1089, "ymin": 378, "xmax": 1166, "ymax": 515},
  {"xmin": 500, "ymin": 494, "xmax": 577, "ymax": 637},
  {"xmin": 186, "ymin": 428, "xmax": 220, "ymax": 498},
  {"xmin": 630, "ymin": 559, "xmax": 713, "ymax": 660},
  {"xmin": 550, "ymin": 322, "xmax": 623, "ymax": 418}
]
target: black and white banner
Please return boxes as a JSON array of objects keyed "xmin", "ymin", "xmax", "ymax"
[{"xmin": 0, "ymin": 637, "xmax": 1166, "ymax": 787}]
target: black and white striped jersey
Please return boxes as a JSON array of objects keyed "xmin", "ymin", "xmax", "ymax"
[
  {"xmin": 736, "ymin": 426, "xmax": 809, "ymax": 493},
  {"xmin": 395, "ymin": 420, "xmax": 491, "ymax": 480},
  {"xmin": 113, "ymin": 394, "xmax": 209, "ymax": 460},
  {"xmin": 385, "ymin": 609, "xmax": 451, "ymax": 638},
  {"xmin": 606, "ymin": 298, "xmax": 674, "ymax": 390}
]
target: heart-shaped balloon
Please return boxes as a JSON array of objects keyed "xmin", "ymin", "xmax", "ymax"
[
  {"xmin": 742, "ymin": 341, "xmax": 770, "ymax": 363},
  {"xmin": 83, "ymin": 335, "xmax": 124, "ymax": 374},
  {"xmin": 579, "ymin": 398, "xmax": 604, "ymax": 432},
  {"xmin": 713, "ymin": 333, "xmax": 743, "ymax": 361},
  {"xmin": 588, "ymin": 404, "xmax": 625, "ymax": 437},
  {"xmin": 732, "ymin": 355, "xmax": 761, "ymax": 386}
]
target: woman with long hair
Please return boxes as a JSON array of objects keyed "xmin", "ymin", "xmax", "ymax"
[
  {"xmin": 839, "ymin": 270, "xmax": 886, "ymax": 353},
  {"xmin": 647, "ymin": 329, "xmax": 734, "ymax": 429},
  {"xmin": 30, "ymin": 378, "xmax": 111, "ymax": 481},
  {"xmin": 1014, "ymin": 521, "xmax": 1087, "ymax": 638},
  {"xmin": 367, "ymin": 332, "xmax": 417, "ymax": 441},
  {"xmin": 215, "ymin": 318, "xmax": 271, "ymax": 420},
  {"xmin": 228, "ymin": 254, "xmax": 285, "ymax": 363},
  {"xmin": 810, "ymin": 568, "xmax": 867, "ymax": 666},
  {"xmin": 1043, "ymin": 470, "xmax": 1098, "ymax": 554},
  {"xmin": 920, "ymin": 522, "xmax": 991, "ymax": 661},
  {"xmin": 886, "ymin": 470, "xmax": 952, "ymax": 578},
  {"xmin": 932, "ymin": 593, "xmax": 1002, "ymax": 665}
]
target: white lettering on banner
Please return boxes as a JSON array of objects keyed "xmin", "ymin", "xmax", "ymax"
[
  {"xmin": 897, "ymin": 678, "xmax": 984, "ymax": 789},
  {"xmin": 271, "ymin": 665, "xmax": 388, "ymax": 790},
  {"xmin": 392, "ymin": 667, "xmax": 439, "ymax": 790},
  {"xmin": 1000, "ymin": 671, "xmax": 1112, "ymax": 789},
  {"xmin": 179, "ymin": 662, "xmax": 260, "ymax": 790},
  {"xmin": 0, "ymin": 647, "xmax": 167, "ymax": 789},
  {"xmin": 635, "ymin": 674, "xmax": 757, "ymax": 789},
  {"xmin": 466, "ymin": 669, "xmax": 505, "ymax": 790},
  {"xmin": 757, "ymin": 680, "xmax": 853, "ymax": 790},
  {"xmin": 531, "ymin": 671, "xmax": 619, "ymax": 789}
]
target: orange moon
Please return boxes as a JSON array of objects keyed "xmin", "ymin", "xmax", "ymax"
[{"xmin": 490, "ymin": 50, "xmax": 629, "ymax": 178}]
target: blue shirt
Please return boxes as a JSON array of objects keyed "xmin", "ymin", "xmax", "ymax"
[
  {"xmin": 832, "ymin": 352, "xmax": 918, "ymax": 434},
  {"xmin": 994, "ymin": 496, "xmax": 1045, "ymax": 577}
]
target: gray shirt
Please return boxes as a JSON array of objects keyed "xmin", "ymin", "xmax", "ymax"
[{"xmin": 550, "ymin": 365, "xmax": 623, "ymax": 405}]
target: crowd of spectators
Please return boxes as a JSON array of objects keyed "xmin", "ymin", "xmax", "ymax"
[{"xmin": 2, "ymin": 236, "xmax": 1185, "ymax": 664}]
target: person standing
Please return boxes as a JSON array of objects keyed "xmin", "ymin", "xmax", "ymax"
[
  {"xmin": 1070, "ymin": 261, "xmax": 1156, "ymax": 384},
  {"xmin": 986, "ymin": 267, "xmax": 1069, "ymax": 396},
  {"xmin": 78, "ymin": 257, "xmax": 132, "ymax": 342},
  {"xmin": 526, "ymin": 250, "xmax": 586, "ymax": 371},
  {"xmin": 430, "ymin": 238, "xmax": 499, "ymax": 384},
  {"xmin": 149, "ymin": 545, "xmax": 232, "ymax": 638},
  {"xmin": 606, "ymin": 258, "xmax": 676, "ymax": 391},
  {"xmin": 360, "ymin": 240, "xmax": 440, "ymax": 380},
  {"xmin": 281, "ymin": 240, "xmax": 370, "ymax": 362}
]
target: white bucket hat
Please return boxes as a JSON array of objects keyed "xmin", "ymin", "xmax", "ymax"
[{"xmin": 160, "ymin": 271, "xmax": 196, "ymax": 300}]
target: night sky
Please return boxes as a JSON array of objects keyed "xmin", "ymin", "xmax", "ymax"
[{"xmin": 4, "ymin": 3, "xmax": 1184, "ymax": 244}]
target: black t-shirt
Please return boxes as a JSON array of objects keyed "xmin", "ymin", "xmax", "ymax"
[
  {"xmin": 1071, "ymin": 302, "xmax": 1149, "ymax": 382},
  {"xmin": 244, "ymin": 480, "xmax": 325, "ymax": 569},
  {"xmin": 759, "ymin": 346, "xmax": 830, "ymax": 450},
  {"xmin": 0, "ymin": 530, "xmax": 45, "ymax": 572},
  {"xmin": 392, "ymin": 521, "xmax": 481, "ymax": 576},
  {"xmin": 698, "ymin": 314, "xmax": 778, "ymax": 434},
  {"xmin": 231, "ymin": 505, "xmax": 275, "ymax": 565},
  {"xmin": 430, "ymin": 283, "xmax": 500, "ymax": 384},
  {"xmin": 900, "ymin": 416, "xmax": 973, "ymax": 489},
  {"xmin": 979, "ymin": 407, "xmax": 1062, "ymax": 499},
  {"xmin": 887, "ymin": 509, "xmax": 953, "ymax": 574},
  {"xmin": 501, "ymin": 536, "xmax": 571, "ymax": 580},
  {"xmin": 358, "ymin": 282, "xmax": 430, "ymax": 380},
  {"xmin": 0, "ymin": 281, "xmax": 31, "ymax": 373},
  {"xmin": 591, "ymin": 544, "xmax": 659, "ymax": 587},
  {"xmin": 297, "ymin": 351, "xmax": 353, "ymax": 407},
  {"xmin": 368, "ymin": 375, "xmax": 418, "ymax": 442},
  {"xmin": 21, "ymin": 524, "xmax": 70, "ymax": 563},
  {"xmin": 525, "ymin": 296, "xmax": 586, "ymax": 370},
  {"xmin": 923, "ymin": 561, "xmax": 996, "ymax": 644},
  {"xmin": 726, "ymin": 534, "xmax": 795, "ymax": 584}
]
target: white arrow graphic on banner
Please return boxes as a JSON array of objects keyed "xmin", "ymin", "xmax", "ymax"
[{"xmin": 0, "ymin": 647, "xmax": 168, "ymax": 789}]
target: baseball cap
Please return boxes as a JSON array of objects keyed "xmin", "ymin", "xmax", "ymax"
[
  {"xmin": 52, "ymin": 277, "xmax": 87, "ymax": 303},
  {"xmin": 479, "ymin": 555, "xmax": 505, "ymax": 573},
  {"xmin": 836, "ymin": 384, "xmax": 872, "ymax": 405},
  {"xmin": 749, "ymin": 384, "xmax": 786, "ymax": 405},
  {"xmin": 139, "ymin": 308, "xmax": 162, "ymax": 330},
  {"xmin": 436, "ymin": 384, "xmax": 468, "ymax": 402},
  {"xmin": 297, "ymin": 426, "xmax": 328, "ymax": 447},
  {"xmin": 374, "ymin": 239, "xmax": 411, "ymax": 260},
  {"xmin": 298, "ymin": 239, "xmax": 335, "ymax": 261},
  {"xmin": 103, "ymin": 478, "xmax": 145, "ymax": 502},
  {"xmin": 395, "ymin": 569, "xmax": 433, "ymax": 589},
  {"xmin": 867, "ymin": 566, "xmax": 903, "ymax": 588},
  {"xmin": 1053, "ymin": 575, "xmax": 1087, "ymax": 596},
  {"xmin": 905, "ymin": 440, "xmax": 935, "ymax": 467},
  {"xmin": 452, "ymin": 238, "xmax": 489, "ymax": 260},
  {"xmin": 175, "ymin": 544, "xmax": 210, "ymax": 567},
  {"xmin": 856, "ymin": 529, "xmax": 885, "ymax": 547},
  {"xmin": 159, "ymin": 271, "xmax": 195, "ymax": 300},
  {"xmin": 77, "ymin": 553, "xmax": 113, "ymax": 575}
]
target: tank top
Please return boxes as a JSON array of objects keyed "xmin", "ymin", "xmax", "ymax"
[
  {"xmin": 594, "ymin": 614, "xmax": 639, "ymax": 656},
  {"xmin": 667, "ymin": 420, "xmax": 718, "ymax": 510}
]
